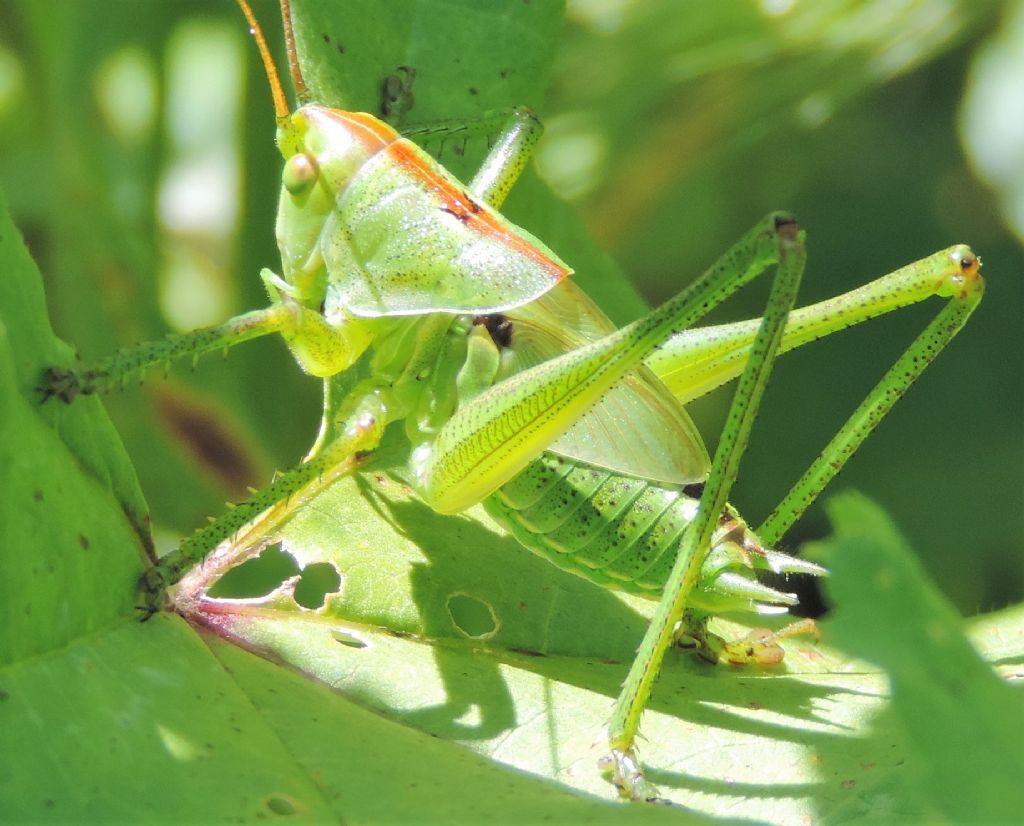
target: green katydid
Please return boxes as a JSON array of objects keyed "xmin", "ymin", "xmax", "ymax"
[{"xmin": 39, "ymin": 0, "xmax": 985, "ymax": 803}]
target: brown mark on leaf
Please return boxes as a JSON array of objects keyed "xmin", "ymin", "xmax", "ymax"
[
  {"xmin": 126, "ymin": 507, "xmax": 156, "ymax": 565},
  {"xmin": 508, "ymin": 647, "xmax": 544, "ymax": 658},
  {"xmin": 380, "ymin": 65, "xmax": 416, "ymax": 122},
  {"xmin": 151, "ymin": 384, "xmax": 265, "ymax": 500}
]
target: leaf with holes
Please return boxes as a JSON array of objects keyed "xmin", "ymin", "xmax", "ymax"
[
  {"xmin": 175, "ymin": 467, "xmax": 1024, "ymax": 820},
  {"xmin": 3, "ymin": 0, "xmax": 1021, "ymax": 821}
]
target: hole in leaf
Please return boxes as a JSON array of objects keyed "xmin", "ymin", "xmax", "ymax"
[
  {"xmin": 446, "ymin": 592, "xmax": 498, "ymax": 639},
  {"xmin": 294, "ymin": 563, "xmax": 342, "ymax": 609},
  {"xmin": 207, "ymin": 543, "xmax": 300, "ymax": 599},
  {"xmin": 265, "ymin": 795, "xmax": 296, "ymax": 816},
  {"xmin": 331, "ymin": 629, "xmax": 367, "ymax": 649}
]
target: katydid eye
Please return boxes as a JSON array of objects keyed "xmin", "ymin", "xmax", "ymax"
[{"xmin": 283, "ymin": 152, "xmax": 319, "ymax": 196}]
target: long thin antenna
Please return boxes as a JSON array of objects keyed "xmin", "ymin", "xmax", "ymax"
[
  {"xmin": 235, "ymin": 0, "xmax": 290, "ymax": 123},
  {"xmin": 279, "ymin": 0, "xmax": 311, "ymax": 104}
]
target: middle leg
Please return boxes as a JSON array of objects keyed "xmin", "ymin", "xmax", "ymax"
[{"xmin": 602, "ymin": 218, "xmax": 807, "ymax": 801}]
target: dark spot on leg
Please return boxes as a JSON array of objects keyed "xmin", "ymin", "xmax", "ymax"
[{"xmin": 773, "ymin": 212, "xmax": 800, "ymax": 240}]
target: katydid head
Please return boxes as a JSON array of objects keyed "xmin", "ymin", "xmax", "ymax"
[
  {"xmin": 237, "ymin": 0, "xmax": 394, "ymax": 298},
  {"xmin": 274, "ymin": 106, "xmax": 399, "ymax": 295},
  {"xmin": 235, "ymin": 0, "xmax": 404, "ymax": 376}
]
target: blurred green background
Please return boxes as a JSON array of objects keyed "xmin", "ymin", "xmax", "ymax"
[{"xmin": 0, "ymin": 0, "xmax": 1020, "ymax": 616}]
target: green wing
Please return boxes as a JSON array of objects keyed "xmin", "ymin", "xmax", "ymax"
[
  {"xmin": 322, "ymin": 139, "xmax": 570, "ymax": 317},
  {"xmin": 503, "ymin": 281, "xmax": 710, "ymax": 486}
]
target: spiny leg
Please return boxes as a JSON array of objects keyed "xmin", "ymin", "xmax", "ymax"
[
  {"xmin": 403, "ymin": 107, "xmax": 543, "ymax": 209},
  {"xmin": 604, "ymin": 245, "xmax": 983, "ymax": 799},
  {"xmin": 466, "ymin": 108, "xmax": 543, "ymax": 209},
  {"xmin": 44, "ymin": 109, "xmax": 541, "ymax": 403},
  {"xmin": 603, "ymin": 219, "xmax": 807, "ymax": 802},
  {"xmin": 645, "ymin": 245, "xmax": 984, "ymax": 406},
  {"xmin": 40, "ymin": 304, "xmax": 295, "ymax": 402},
  {"xmin": 413, "ymin": 213, "xmax": 799, "ymax": 514},
  {"xmin": 644, "ymin": 246, "xmax": 985, "ymax": 663},
  {"xmin": 143, "ymin": 392, "xmax": 387, "ymax": 613},
  {"xmin": 756, "ymin": 248, "xmax": 984, "ymax": 545},
  {"xmin": 641, "ymin": 245, "xmax": 983, "ymax": 659},
  {"xmin": 223, "ymin": 108, "xmax": 544, "ymax": 562}
]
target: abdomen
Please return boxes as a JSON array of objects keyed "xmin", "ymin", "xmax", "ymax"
[{"xmin": 484, "ymin": 451, "xmax": 707, "ymax": 599}]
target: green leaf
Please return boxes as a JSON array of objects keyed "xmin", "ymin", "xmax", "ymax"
[
  {"xmin": 178, "ymin": 470, "xmax": 1024, "ymax": 821},
  {"xmin": 2, "ymin": 0, "xmax": 1021, "ymax": 822},
  {"xmin": 812, "ymin": 492, "xmax": 1024, "ymax": 824},
  {"xmin": 7, "ymin": 612, "xmax": 705, "ymax": 824},
  {"xmin": 0, "ymin": 189, "xmax": 147, "ymax": 663}
]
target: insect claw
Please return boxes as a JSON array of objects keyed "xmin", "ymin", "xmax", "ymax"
[
  {"xmin": 761, "ymin": 548, "xmax": 827, "ymax": 577},
  {"xmin": 37, "ymin": 366, "xmax": 83, "ymax": 404},
  {"xmin": 601, "ymin": 747, "xmax": 664, "ymax": 803},
  {"xmin": 713, "ymin": 570, "xmax": 800, "ymax": 608}
]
